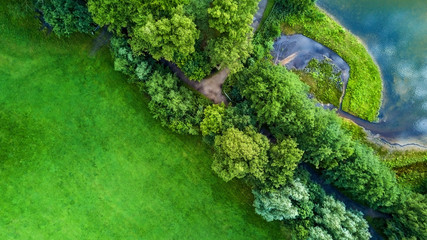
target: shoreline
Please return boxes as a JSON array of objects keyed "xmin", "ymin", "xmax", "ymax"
[{"xmin": 315, "ymin": 4, "xmax": 385, "ymax": 123}]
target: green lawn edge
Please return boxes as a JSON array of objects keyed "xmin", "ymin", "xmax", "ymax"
[
  {"xmin": 0, "ymin": 2, "xmax": 289, "ymax": 238},
  {"xmin": 282, "ymin": 6, "xmax": 382, "ymax": 122}
]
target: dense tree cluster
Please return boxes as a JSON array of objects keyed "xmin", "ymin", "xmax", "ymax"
[
  {"xmin": 324, "ymin": 143, "xmax": 400, "ymax": 209},
  {"xmin": 35, "ymin": 0, "xmax": 94, "ymax": 35},
  {"xmin": 253, "ymin": 175, "xmax": 371, "ymax": 240}
]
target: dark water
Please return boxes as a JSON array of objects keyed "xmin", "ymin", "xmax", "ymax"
[
  {"xmin": 272, "ymin": 34, "xmax": 350, "ymax": 83},
  {"xmin": 316, "ymin": 0, "xmax": 427, "ymax": 146}
]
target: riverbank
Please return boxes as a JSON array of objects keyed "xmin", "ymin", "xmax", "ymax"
[{"xmin": 281, "ymin": 5, "xmax": 382, "ymax": 122}]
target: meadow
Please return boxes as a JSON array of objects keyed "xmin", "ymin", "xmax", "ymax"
[{"xmin": 0, "ymin": 2, "xmax": 286, "ymax": 239}]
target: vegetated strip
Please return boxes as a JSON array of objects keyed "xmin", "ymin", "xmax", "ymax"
[{"xmin": 281, "ymin": 5, "xmax": 382, "ymax": 122}]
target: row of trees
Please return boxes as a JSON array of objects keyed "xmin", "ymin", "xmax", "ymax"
[{"xmin": 37, "ymin": 0, "xmax": 260, "ymax": 79}]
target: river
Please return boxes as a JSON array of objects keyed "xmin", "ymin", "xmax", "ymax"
[{"xmin": 316, "ymin": 0, "xmax": 427, "ymax": 147}]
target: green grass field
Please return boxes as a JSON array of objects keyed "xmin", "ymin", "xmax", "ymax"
[{"xmin": 0, "ymin": 2, "xmax": 287, "ymax": 239}]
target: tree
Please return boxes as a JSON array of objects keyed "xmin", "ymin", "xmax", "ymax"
[
  {"xmin": 110, "ymin": 37, "xmax": 152, "ymax": 83},
  {"xmin": 35, "ymin": 0, "xmax": 93, "ymax": 36},
  {"xmin": 200, "ymin": 103, "xmax": 226, "ymax": 136},
  {"xmin": 262, "ymin": 138, "xmax": 303, "ymax": 191},
  {"xmin": 145, "ymin": 71, "xmax": 208, "ymax": 135},
  {"xmin": 207, "ymin": 0, "xmax": 259, "ymax": 72},
  {"xmin": 311, "ymin": 196, "xmax": 371, "ymax": 240},
  {"xmin": 88, "ymin": 0, "xmax": 138, "ymax": 33},
  {"xmin": 300, "ymin": 108, "xmax": 354, "ymax": 169},
  {"xmin": 324, "ymin": 142, "xmax": 400, "ymax": 209},
  {"xmin": 130, "ymin": 8, "xmax": 199, "ymax": 61},
  {"xmin": 236, "ymin": 60, "xmax": 315, "ymax": 138},
  {"xmin": 212, "ymin": 127, "xmax": 269, "ymax": 182},
  {"xmin": 253, "ymin": 178, "xmax": 313, "ymax": 222},
  {"xmin": 385, "ymin": 192, "xmax": 427, "ymax": 240},
  {"xmin": 89, "ymin": 0, "xmax": 198, "ymax": 60}
]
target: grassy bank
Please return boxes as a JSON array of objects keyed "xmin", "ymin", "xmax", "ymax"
[
  {"xmin": 0, "ymin": 2, "xmax": 287, "ymax": 239},
  {"xmin": 281, "ymin": 6, "xmax": 382, "ymax": 122}
]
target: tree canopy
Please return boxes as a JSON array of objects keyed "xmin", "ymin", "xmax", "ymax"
[
  {"xmin": 35, "ymin": 0, "xmax": 93, "ymax": 35},
  {"xmin": 212, "ymin": 127, "xmax": 270, "ymax": 182}
]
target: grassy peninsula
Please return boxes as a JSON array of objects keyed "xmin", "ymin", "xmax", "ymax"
[{"xmin": 282, "ymin": 5, "xmax": 382, "ymax": 121}]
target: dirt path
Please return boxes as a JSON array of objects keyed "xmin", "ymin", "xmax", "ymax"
[{"xmin": 165, "ymin": 0, "xmax": 268, "ymax": 104}]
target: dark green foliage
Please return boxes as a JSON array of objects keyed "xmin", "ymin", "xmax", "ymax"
[
  {"xmin": 212, "ymin": 127, "xmax": 270, "ymax": 182},
  {"xmin": 236, "ymin": 60, "xmax": 315, "ymax": 138},
  {"xmin": 110, "ymin": 37, "xmax": 152, "ymax": 83},
  {"xmin": 145, "ymin": 71, "xmax": 208, "ymax": 135},
  {"xmin": 35, "ymin": 0, "xmax": 93, "ymax": 36},
  {"xmin": 174, "ymin": 51, "xmax": 212, "ymax": 81},
  {"xmin": 324, "ymin": 143, "xmax": 400, "ymax": 209},
  {"xmin": 278, "ymin": 0, "xmax": 316, "ymax": 14},
  {"xmin": 385, "ymin": 192, "xmax": 427, "ymax": 240},
  {"xmin": 262, "ymin": 138, "xmax": 303, "ymax": 191},
  {"xmin": 300, "ymin": 109, "xmax": 354, "ymax": 169}
]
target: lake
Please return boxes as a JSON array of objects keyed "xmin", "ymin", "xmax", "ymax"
[{"xmin": 317, "ymin": 0, "xmax": 427, "ymax": 147}]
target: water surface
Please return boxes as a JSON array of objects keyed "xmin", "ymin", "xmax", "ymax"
[{"xmin": 317, "ymin": 0, "xmax": 427, "ymax": 146}]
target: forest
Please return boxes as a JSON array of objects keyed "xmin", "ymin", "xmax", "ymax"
[{"xmin": 1, "ymin": 0, "xmax": 426, "ymax": 239}]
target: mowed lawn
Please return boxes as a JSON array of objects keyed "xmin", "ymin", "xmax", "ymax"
[{"xmin": 0, "ymin": 2, "xmax": 286, "ymax": 239}]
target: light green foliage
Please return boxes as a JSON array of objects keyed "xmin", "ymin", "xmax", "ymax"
[
  {"xmin": 236, "ymin": 60, "xmax": 315, "ymax": 138},
  {"xmin": 300, "ymin": 109, "xmax": 354, "ymax": 169},
  {"xmin": 130, "ymin": 8, "xmax": 199, "ymax": 60},
  {"xmin": 325, "ymin": 143, "xmax": 400, "ymax": 209},
  {"xmin": 263, "ymin": 138, "xmax": 303, "ymax": 191},
  {"xmin": 308, "ymin": 227, "xmax": 333, "ymax": 240},
  {"xmin": 110, "ymin": 37, "xmax": 152, "ymax": 83},
  {"xmin": 212, "ymin": 127, "xmax": 270, "ymax": 182},
  {"xmin": 282, "ymin": 6, "xmax": 382, "ymax": 121},
  {"xmin": 311, "ymin": 196, "xmax": 371, "ymax": 240},
  {"xmin": 208, "ymin": 0, "xmax": 255, "ymax": 34},
  {"xmin": 89, "ymin": 0, "xmax": 198, "ymax": 61},
  {"xmin": 35, "ymin": 0, "xmax": 93, "ymax": 35},
  {"xmin": 88, "ymin": 0, "xmax": 138, "ymax": 33},
  {"xmin": 207, "ymin": 0, "xmax": 259, "ymax": 72},
  {"xmin": 253, "ymin": 179, "xmax": 312, "ymax": 222},
  {"xmin": 201, "ymin": 101, "xmax": 257, "ymax": 139},
  {"xmin": 145, "ymin": 71, "xmax": 207, "ymax": 135},
  {"xmin": 200, "ymin": 103, "xmax": 226, "ymax": 136}
]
